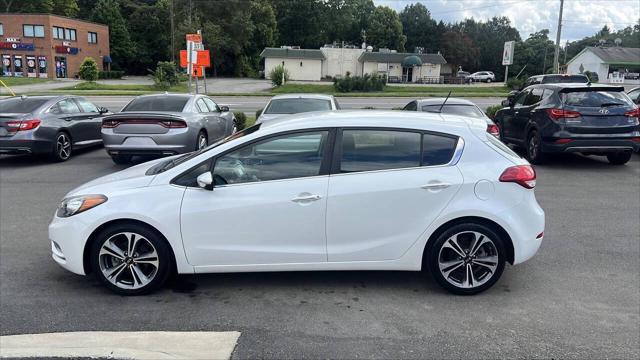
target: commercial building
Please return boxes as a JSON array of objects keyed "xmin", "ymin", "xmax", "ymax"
[
  {"xmin": 566, "ymin": 46, "xmax": 640, "ymax": 84},
  {"xmin": 261, "ymin": 45, "xmax": 447, "ymax": 83},
  {"xmin": 0, "ymin": 13, "xmax": 110, "ymax": 79}
]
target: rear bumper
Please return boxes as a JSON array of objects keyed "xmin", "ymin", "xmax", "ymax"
[
  {"xmin": 0, "ymin": 139, "xmax": 52, "ymax": 155},
  {"xmin": 542, "ymin": 138, "xmax": 640, "ymax": 153},
  {"xmin": 102, "ymin": 130, "xmax": 195, "ymax": 156}
]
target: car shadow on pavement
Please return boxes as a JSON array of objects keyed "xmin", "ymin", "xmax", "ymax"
[{"xmin": 0, "ymin": 147, "xmax": 101, "ymax": 168}]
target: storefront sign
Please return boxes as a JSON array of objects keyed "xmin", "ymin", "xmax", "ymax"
[
  {"xmin": 5, "ymin": 37, "xmax": 21, "ymax": 43},
  {"xmin": 55, "ymin": 46, "xmax": 79, "ymax": 55},
  {"xmin": 0, "ymin": 42, "xmax": 35, "ymax": 51}
]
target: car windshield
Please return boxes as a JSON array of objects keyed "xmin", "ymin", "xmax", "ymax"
[
  {"xmin": 122, "ymin": 96, "xmax": 190, "ymax": 112},
  {"xmin": 422, "ymin": 104, "xmax": 485, "ymax": 118},
  {"xmin": 0, "ymin": 98, "xmax": 49, "ymax": 113},
  {"xmin": 146, "ymin": 124, "xmax": 261, "ymax": 175},
  {"xmin": 264, "ymin": 98, "xmax": 332, "ymax": 114},
  {"xmin": 541, "ymin": 75, "xmax": 588, "ymax": 84},
  {"xmin": 560, "ymin": 91, "xmax": 633, "ymax": 107}
]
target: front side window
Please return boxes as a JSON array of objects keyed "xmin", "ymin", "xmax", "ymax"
[
  {"xmin": 514, "ymin": 89, "xmax": 530, "ymax": 106},
  {"xmin": 75, "ymin": 98, "xmax": 99, "ymax": 113},
  {"xmin": 524, "ymin": 88, "xmax": 544, "ymax": 106},
  {"xmin": 195, "ymin": 98, "xmax": 209, "ymax": 112},
  {"xmin": 203, "ymin": 98, "xmax": 219, "ymax": 112},
  {"xmin": 213, "ymin": 131, "xmax": 328, "ymax": 185},
  {"xmin": 340, "ymin": 130, "xmax": 421, "ymax": 173},
  {"xmin": 54, "ymin": 99, "xmax": 81, "ymax": 114},
  {"xmin": 264, "ymin": 98, "xmax": 332, "ymax": 114}
]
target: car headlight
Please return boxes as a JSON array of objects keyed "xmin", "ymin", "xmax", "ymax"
[{"xmin": 57, "ymin": 194, "xmax": 108, "ymax": 217}]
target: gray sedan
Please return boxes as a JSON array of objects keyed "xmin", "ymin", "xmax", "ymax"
[
  {"xmin": 101, "ymin": 94, "xmax": 236, "ymax": 164},
  {"xmin": 0, "ymin": 95, "xmax": 108, "ymax": 161}
]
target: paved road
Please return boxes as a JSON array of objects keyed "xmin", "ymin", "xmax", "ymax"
[
  {"xmin": 0, "ymin": 148, "xmax": 638, "ymax": 358},
  {"xmin": 87, "ymin": 95, "xmax": 505, "ymax": 115}
]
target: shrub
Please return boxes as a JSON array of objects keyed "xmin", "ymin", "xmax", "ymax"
[
  {"xmin": 78, "ymin": 57, "xmax": 99, "ymax": 82},
  {"xmin": 583, "ymin": 70, "xmax": 599, "ymax": 83},
  {"xmin": 98, "ymin": 70, "xmax": 124, "ymax": 79},
  {"xmin": 233, "ymin": 112, "xmax": 247, "ymax": 130},
  {"xmin": 505, "ymin": 77, "xmax": 525, "ymax": 90},
  {"xmin": 151, "ymin": 61, "xmax": 180, "ymax": 90},
  {"xmin": 256, "ymin": 108, "xmax": 263, "ymax": 118},
  {"xmin": 484, "ymin": 105, "xmax": 503, "ymax": 120},
  {"xmin": 269, "ymin": 65, "xmax": 289, "ymax": 87},
  {"xmin": 334, "ymin": 73, "xmax": 386, "ymax": 92}
]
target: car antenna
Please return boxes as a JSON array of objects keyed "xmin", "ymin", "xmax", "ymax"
[{"xmin": 438, "ymin": 91, "xmax": 452, "ymax": 113}]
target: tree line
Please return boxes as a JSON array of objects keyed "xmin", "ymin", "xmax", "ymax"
[{"xmin": 3, "ymin": 0, "xmax": 639, "ymax": 80}]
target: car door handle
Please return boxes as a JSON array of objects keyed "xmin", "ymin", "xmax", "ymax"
[
  {"xmin": 291, "ymin": 194, "xmax": 322, "ymax": 203},
  {"xmin": 421, "ymin": 182, "xmax": 451, "ymax": 190}
]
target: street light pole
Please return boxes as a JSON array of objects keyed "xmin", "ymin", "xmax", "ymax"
[{"xmin": 553, "ymin": 0, "xmax": 564, "ymax": 73}]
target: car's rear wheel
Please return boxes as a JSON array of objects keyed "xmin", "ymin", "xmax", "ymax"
[
  {"xmin": 428, "ymin": 223, "xmax": 506, "ymax": 295},
  {"xmin": 526, "ymin": 129, "xmax": 545, "ymax": 164},
  {"xmin": 196, "ymin": 131, "xmax": 207, "ymax": 150},
  {"xmin": 50, "ymin": 132, "xmax": 72, "ymax": 162},
  {"xmin": 606, "ymin": 151, "xmax": 632, "ymax": 165},
  {"xmin": 111, "ymin": 155, "xmax": 132, "ymax": 165},
  {"xmin": 487, "ymin": 78, "xmax": 492, "ymax": 83},
  {"xmin": 90, "ymin": 223, "xmax": 172, "ymax": 295}
]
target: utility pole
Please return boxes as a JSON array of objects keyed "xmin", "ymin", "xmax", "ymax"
[
  {"xmin": 170, "ymin": 0, "xmax": 175, "ymax": 63},
  {"xmin": 553, "ymin": 0, "xmax": 564, "ymax": 73}
]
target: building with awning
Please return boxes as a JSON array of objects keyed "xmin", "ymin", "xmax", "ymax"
[
  {"xmin": 566, "ymin": 46, "xmax": 640, "ymax": 84},
  {"xmin": 261, "ymin": 45, "xmax": 447, "ymax": 83}
]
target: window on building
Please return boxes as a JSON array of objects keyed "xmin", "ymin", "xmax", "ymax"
[
  {"xmin": 23, "ymin": 25, "xmax": 44, "ymax": 38},
  {"xmin": 0, "ymin": 23, "xmax": 3, "ymax": 36},
  {"xmin": 88, "ymin": 31, "xmax": 98, "ymax": 44},
  {"xmin": 52, "ymin": 26, "xmax": 64, "ymax": 40},
  {"xmin": 64, "ymin": 28, "xmax": 76, "ymax": 41}
]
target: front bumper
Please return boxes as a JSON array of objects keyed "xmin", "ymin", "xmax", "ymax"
[{"xmin": 49, "ymin": 213, "xmax": 91, "ymax": 275}]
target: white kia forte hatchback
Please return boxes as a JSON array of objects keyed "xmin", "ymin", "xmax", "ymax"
[{"xmin": 49, "ymin": 111, "xmax": 545, "ymax": 295}]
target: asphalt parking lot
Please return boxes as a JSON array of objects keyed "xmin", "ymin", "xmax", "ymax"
[{"xmin": 0, "ymin": 148, "xmax": 638, "ymax": 358}]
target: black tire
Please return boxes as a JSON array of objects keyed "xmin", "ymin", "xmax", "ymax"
[
  {"xmin": 526, "ymin": 129, "xmax": 545, "ymax": 164},
  {"xmin": 495, "ymin": 120, "xmax": 506, "ymax": 143},
  {"xmin": 196, "ymin": 131, "xmax": 207, "ymax": 150},
  {"xmin": 90, "ymin": 222, "xmax": 173, "ymax": 295},
  {"xmin": 50, "ymin": 131, "xmax": 72, "ymax": 162},
  {"xmin": 487, "ymin": 78, "xmax": 492, "ymax": 83},
  {"xmin": 427, "ymin": 223, "xmax": 506, "ymax": 295},
  {"xmin": 111, "ymin": 155, "xmax": 132, "ymax": 165},
  {"xmin": 606, "ymin": 151, "xmax": 632, "ymax": 165}
]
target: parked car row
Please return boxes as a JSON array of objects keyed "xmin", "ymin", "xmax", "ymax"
[{"xmin": 0, "ymin": 94, "xmax": 237, "ymax": 164}]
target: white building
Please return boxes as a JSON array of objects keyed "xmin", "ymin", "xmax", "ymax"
[
  {"xmin": 566, "ymin": 46, "xmax": 640, "ymax": 84},
  {"xmin": 261, "ymin": 46, "xmax": 447, "ymax": 83}
]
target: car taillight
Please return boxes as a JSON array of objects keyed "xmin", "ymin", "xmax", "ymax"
[
  {"xmin": 486, "ymin": 124, "xmax": 499, "ymax": 137},
  {"xmin": 102, "ymin": 119, "xmax": 120, "ymax": 128},
  {"xmin": 159, "ymin": 120, "xmax": 187, "ymax": 128},
  {"xmin": 499, "ymin": 165, "xmax": 536, "ymax": 189},
  {"xmin": 5, "ymin": 119, "xmax": 41, "ymax": 131},
  {"xmin": 624, "ymin": 107, "xmax": 640, "ymax": 118},
  {"xmin": 546, "ymin": 108, "xmax": 580, "ymax": 121}
]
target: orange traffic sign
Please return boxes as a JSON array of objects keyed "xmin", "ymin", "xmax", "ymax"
[
  {"xmin": 185, "ymin": 33, "xmax": 202, "ymax": 43},
  {"xmin": 179, "ymin": 50, "xmax": 210, "ymax": 68},
  {"xmin": 192, "ymin": 66, "xmax": 204, "ymax": 77}
]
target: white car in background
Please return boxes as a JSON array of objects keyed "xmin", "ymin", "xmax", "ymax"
[
  {"xmin": 469, "ymin": 71, "xmax": 496, "ymax": 83},
  {"xmin": 256, "ymin": 94, "xmax": 340, "ymax": 123},
  {"xmin": 49, "ymin": 111, "xmax": 544, "ymax": 296}
]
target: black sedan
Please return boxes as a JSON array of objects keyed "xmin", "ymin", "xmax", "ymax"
[
  {"xmin": 0, "ymin": 95, "xmax": 109, "ymax": 161},
  {"xmin": 496, "ymin": 84, "xmax": 640, "ymax": 165}
]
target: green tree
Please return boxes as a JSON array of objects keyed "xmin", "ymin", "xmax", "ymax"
[
  {"xmin": 78, "ymin": 57, "xmax": 99, "ymax": 81},
  {"xmin": 126, "ymin": 0, "xmax": 171, "ymax": 74},
  {"xmin": 439, "ymin": 30, "xmax": 480, "ymax": 71},
  {"xmin": 272, "ymin": 0, "xmax": 327, "ymax": 48},
  {"xmin": 2, "ymin": 0, "xmax": 78, "ymax": 16},
  {"xmin": 511, "ymin": 30, "xmax": 556, "ymax": 78},
  {"xmin": 91, "ymin": 0, "xmax": 134, "ymax": 71},
  {"xmin": 399, "ymin": 3, "xmax": 439, "ymax": 53},
  {"xmin": 366, "ymin": 6, "xmax": 406, "ymax": 51}
]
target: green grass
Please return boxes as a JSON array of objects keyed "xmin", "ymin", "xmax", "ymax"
[
  {"xmin": 60, "ymin": 81, "xmax": 188, "ymax": 92},
  {"xmin": 269, "ymin": 83, "xmax": 508, "ymax": 97},
  {"xmin": 0, "ymin": 77, "xmax": 51, "ymax": 86}
]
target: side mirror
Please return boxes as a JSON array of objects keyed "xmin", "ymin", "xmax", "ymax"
[
  {"xmin": 501, "ymin": 99, "xmax": 513, "ymax": 108},
  {"xmin": 98, "ymin": 107, "xmax": 109, "ymax": 114},
  {"xmin": 219, "ymin": 105, "xmax": 230, "ymax": 112},
  {"xmin": 196, "ymin": 172, "xmax": 213, "ymax": 190}
]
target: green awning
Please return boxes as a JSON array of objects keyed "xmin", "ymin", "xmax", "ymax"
[{"xmin": 402, "ymin": 55, "xmax": 423, "ymax": 67}]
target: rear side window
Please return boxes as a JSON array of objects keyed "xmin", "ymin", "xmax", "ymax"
[
  {"xmin": 422, "ymin": 133, "xmax": 457, "ymax": 166},
  {"xmin": 0, "ymin": 98, "xmax": 48, "ymax": 113},
  {"xmin": 123, "ymin": 96, "xmax": 189, "ymax": 112},
  {"xmin": 560, "ymin": 91, "xmax": 633, "ymax": 107},
  {"xmin": 340, "ymin": 130, "xmax": 421, "ymax": 173}
]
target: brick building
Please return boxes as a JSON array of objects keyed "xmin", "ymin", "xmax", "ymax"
[{"xmin": 0, "ymin": 13, "xmax": 110, "ymax": 79}]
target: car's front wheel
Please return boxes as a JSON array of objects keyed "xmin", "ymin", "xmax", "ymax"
[
  {"xmin": 90, "ymin": 223, "xmax": 173, "ymax": 295},
  {"xmin": 606, "ymin": 151, "xmax": 632, "ymax": 165},
  {"xmin": 487, "ymin": 78, "xmax": 492, "ymax": 83},
  {"xmin": 428, "ymin": 223, "xmax": 506, "ymax": 295}
]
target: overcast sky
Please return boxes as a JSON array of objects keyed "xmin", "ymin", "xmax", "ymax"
[{"xmin": 376, "ymin": 0, "xmax": 640, "ymax": 42}]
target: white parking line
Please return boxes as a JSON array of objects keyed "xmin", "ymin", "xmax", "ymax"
[{"xmin": 0, "ymin": 331, "xmax": 241, "ymax": 359}]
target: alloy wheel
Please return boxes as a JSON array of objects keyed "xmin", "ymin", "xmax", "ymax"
[
  {"xmin": 56, "ymin": 134, "xmax": 71, "ymax": 160},
  {"xmin": 528, "ymin": 133, "xmax": 539, "ymax": 160},
  {"xmin": 437, "ymin": 231, "xmax": 499, "ymax": 289},
  {"xmin": 98, "ymin": 232, "xmax": 159, "ymax": 290},
  {"xmin": 198, "ymin": 134, "xmax": 207, "ymax": 150}
]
